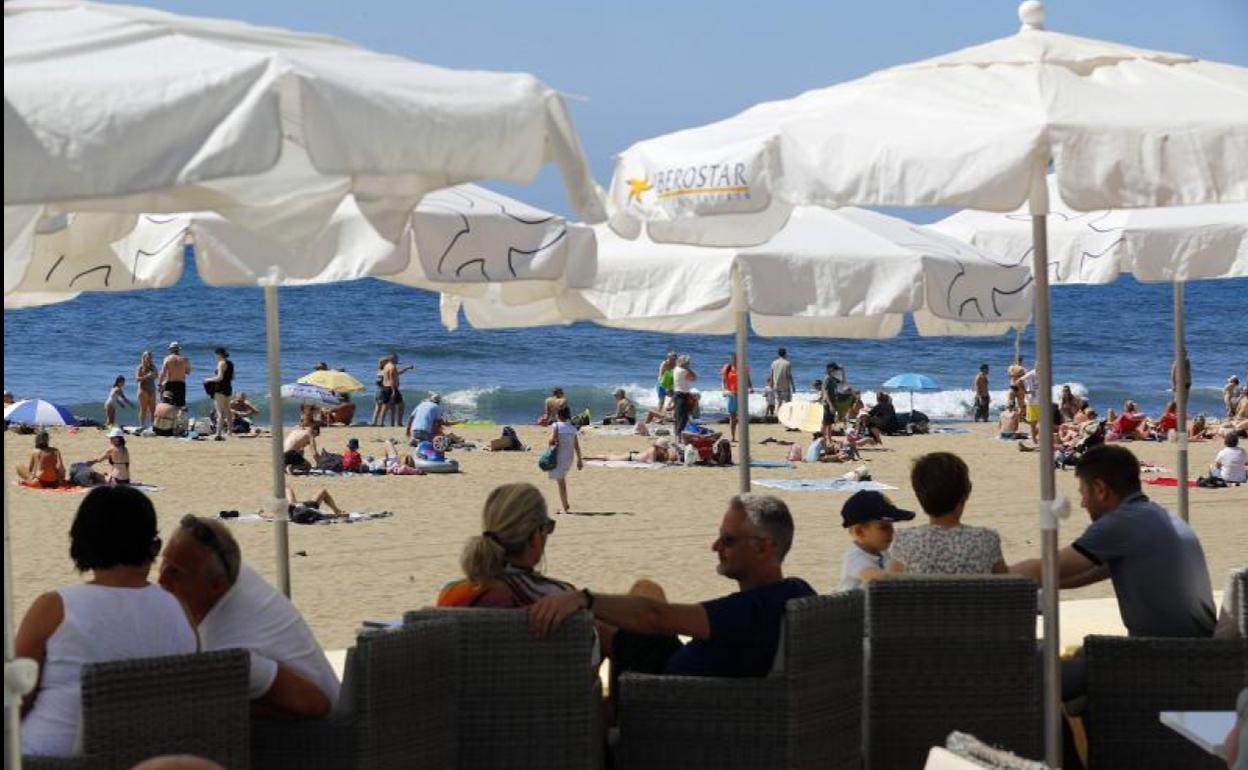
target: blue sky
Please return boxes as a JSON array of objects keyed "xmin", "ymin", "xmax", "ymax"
[{"xmin": 140, "ymin": 1, "xmax": 1247, "ymax": 219}]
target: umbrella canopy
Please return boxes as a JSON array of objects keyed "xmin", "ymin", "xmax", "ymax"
[
  {"xmin": 446, "ymin": 206, "xmax": 1032, "ymax": 336},
  {"xmin": 929, "ymin": 177, "xmax": 1248, "ymax": 285},
  {"xmin": 4, "ymin": 0, "xmax": 604, "ymax": 273},
  {"xmin": 881, "ymin": 373, "xmax": 941, "ymax": 391},
  {"xmin": 597, "ymin": 4, "xmax": 1248, "ymax": 764},
  {"xmin": 280, "ymin": 383, "xmax": 340, "ymax": 407},
  {"xmin": 298, "ymin": 370, "xmax": 366, "ymax": 394},
  {"xmin": 3, "ymin": 399, "xmax": 78, "ymax": 426}
]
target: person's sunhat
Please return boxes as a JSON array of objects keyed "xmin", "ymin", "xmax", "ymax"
[
  {"xmin": 347, "ymin": 438, "xmax": 360, "ymax": 450},
  {"xmin": 1230, "ymin": 376, "xmax": 1240, "ymax": 383},
  {"xmin": 107, "ymin": 427, "xmax": 125, "ymax": 439},
  {"xmin": 167, "ymin": 341, "xmax": 180, "ymax": 351},
  {"xmin": 840, "ymin": 490, "xmax": 915, "ymax": 528},
  {"xmin": 428, "ymin": 392, "xmax": 442, "ymax": 403}
]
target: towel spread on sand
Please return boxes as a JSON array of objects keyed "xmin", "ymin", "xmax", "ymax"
[
  {"xmin": 581, "ymin": 425, "xmax": 640, "ymax": 436},
  {"xmin": 221, "ymin": 511, "xmax": 393, "ymax": 524},
  {"xmin": 931, "ymin": 427, "xmax": 972, "ymax": 434},
  {"xmin": 749, "ymin": 460, "xmax": 796, "ymax": 469},
  {"xmin": 585, "ymin": 460, "xmax": 669, "ymax": 469},
  {"xmin": 15, "ymin": 481, "xmax": 161, "ymax": 493},
  {"xmin": 752, "ymin": 479, "xmax": 898, "ymax": 492},
  {"xmin": 1145, "ymin": 477, "xmax": 1198, "ymax": 488}
]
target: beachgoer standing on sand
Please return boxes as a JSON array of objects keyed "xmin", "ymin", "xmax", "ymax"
[
  {"xmin": 657, "ymin": 351, "xmax": 677, "ymax": 412},
  {"xmin": 672, "ymin": 355, "xmax": 698, "ymax": 435},
  {"xmin": 721, "ymin": 354, "xmax": 750, "ymax": 443},
  {"xmin": 973, "ymin": 364, "xmax": 990, "ymax": 422},
  {"xmin": 158, "ymin": 342, "xmax": 191, "ymax": 408},
  {"xmin": 203, "ymin": 347, "xmax": 234, "ymax": 441},
  {"xmin": 382, "ymin": 353, "xmax": 413, "ymax": 428},
  {"xmin": 135, "ymin": 351, "xmax": 158, "ymax": 431},
  {"xmin": 1007, "ymin": 355, "xmax": 1025, "ymax": 388},
  {"xmin": 769, "ymin": 348, "xmax": 795, "ymax": 408},
  {"xmin": 1226, "ymin": 376, "xmax": 1242, "ymax": 419},
  {"xmin": 370, "ymin": 356, "xmax": 390, "ymax": 426},
  {"xmin": 104, "ymin": 375, "xmax": 131, "ymax": 427},
  {"xmin": 547, "ymin": 405, "xmax": 582, "ymax": 515}
]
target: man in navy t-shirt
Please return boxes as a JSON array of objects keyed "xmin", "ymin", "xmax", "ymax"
[{"xmin": 528, "ymin": 494, "xmax": 815, "ymax": 678}]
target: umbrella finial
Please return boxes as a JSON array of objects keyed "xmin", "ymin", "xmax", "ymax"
[{"xmin": 1018, "ymin": 0, "xmax": 1046, "ymax": 30}]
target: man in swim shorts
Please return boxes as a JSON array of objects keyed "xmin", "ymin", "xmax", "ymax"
[
  {"xmin": 283, "ymin": 424, "xmax": 322, "ymax": 474},
  {"xmin": 973, "ymin": 364, "xmax": 991, "ymax": 422},
  {"xmin": 159, "ymin": 341, "xmax": 191, "ymax": 408}
]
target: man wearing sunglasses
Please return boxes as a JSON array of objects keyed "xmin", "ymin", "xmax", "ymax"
[
  {"xmin": 528, "ymin": 494, "xmax": 814, "ymax": 678},
  {"xmin": 159, "ymin": 515, "xmax": 340, "ymax": 719}
]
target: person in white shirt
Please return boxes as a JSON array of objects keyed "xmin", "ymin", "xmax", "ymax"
[
  {"xmin": 837, "ymin": 491, "xmax": 914, "ymax": 591},
  {"xmin": 671, "ymin": 355, "xmax": 698, "ymax": 435},
  {"xmin": 18, "ymin": 487, "xmax": 196, "ymax": 757},
  {"xmin": 1210, "ymin": 433, "xmax": 1247, "ymax": 483},
  {"xmin": 159, "ymin": 516, "xmax": 339, "ymax": 719}
]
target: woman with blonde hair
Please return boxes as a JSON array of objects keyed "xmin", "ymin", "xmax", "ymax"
[
  {"xmin": 437, "ymin": 483, "xmax": 573, "ymax": 607},
  {"xmin": 135, "ymin": 351, "xmax": 158, "ymax": 431}
]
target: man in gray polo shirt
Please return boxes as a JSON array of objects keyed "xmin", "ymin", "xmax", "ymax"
[{"xmin": 1011, "ymin": 444, "xmax": 1215, "ymax": 698}]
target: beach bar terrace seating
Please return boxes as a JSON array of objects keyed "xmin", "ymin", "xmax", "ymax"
[
  {"xmin": 864, "ymin": 576, "xmax": 1042, "ymax": 769},
  {"xmin": 250, "ymin": 619, "xmax": 458, "ymax": 770},
  {"xmin": 22, "ymin": 650, "xmax": 250, "ymax": 770},
  {"xmin": 612, "ymin": 591, "xmax": 864, "ymax": 770},
  {"xmin": 404, "ymin": 608, "xmax": 601, "ymax": 770},
  {"xmin": 1082, "ymin": 634, "xmax": 1248, "ymax": 770}
]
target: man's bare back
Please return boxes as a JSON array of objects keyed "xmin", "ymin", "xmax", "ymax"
[{"xmin": 161, "ymin": 354, "xmax": 190, "ymax": 384}]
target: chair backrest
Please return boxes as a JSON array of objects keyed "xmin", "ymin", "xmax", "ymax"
[
  {"xmin": 1235, "ymin": 568, "xmax": 1247, "ymax": 637},
  {"xmin": 80, "ymin": 649, "xmax": 250, "ymax": 770},
  {"xmin": 1084, "ymin": 634, "xmax": 1248, "ymax": 770},
  {"xmin": 780, "ymin": 592, "xmax": 864, "ymax": 770},
  {"xmin": 404, "ymin": 608, "xmax": 599, "ymax": 770},
  {"xmin": 350, "ymin": 619, "xmax": 458, "ymax": 768},
  {"xmin": 864, "ymin": 576, "xmax": 1041, "ymax": 770}
]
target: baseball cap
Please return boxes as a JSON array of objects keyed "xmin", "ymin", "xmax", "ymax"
[
  {"xmin": 167, "ymin": 341, "xmax": 180, "ymax": 351},
  {"xmin": 840, "ymin": 491, "xmax": 915, "ymax": 528},
  {"xmin": 347, "ymin": 438, "xmax": 360, "ymax": 450}
]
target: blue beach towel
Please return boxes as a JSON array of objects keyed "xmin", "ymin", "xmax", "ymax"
[{"xmin": 752, "ymin": 479, "xmax": 897, "ymax": 492}]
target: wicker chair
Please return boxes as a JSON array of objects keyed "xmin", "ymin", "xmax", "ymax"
[
  {"xmin": 612, "ymin": 591, "xmax": 865, "ymax": 770},
  {"xmin": 250, "ymin": 619, "xmax": 458, "ymax": 769},
  {"xmin": 404, "ymin": 608, "xmax": 602, "ymax": 770},
  {"xmin": 23, "ymin": 649, "xmax": 250, "ymax": 770},
  {"xmin": 1235, "ymin": 567, "xmax": 1247, "ymax": 637},
  {"xmin": 1083, "ymin": 634, "xmax": 1248, "ymax": 770},
  {"xmin": 864, "ymin": 576, "xmax": 1042, "ymax": 770}
]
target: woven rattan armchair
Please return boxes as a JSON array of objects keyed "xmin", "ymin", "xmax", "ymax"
[
  {"xmin": 250, "ymin": 619, "xmax": 458, "ymax": 769},
  {"xmin": 23, "ymin": 649, "xmax": 249, "ymax": 770},
  {"xmin": 864, "ymin": 576, "xmax": 1042, "ymax": 770},
  {"xmin": 612, "ymin": 591, "xmax": 865, "ymax": 770},
  {"xmin": 404, "ymin": 608, "xmax": 602, "ymax": 770},
  {"xmin": 1083, "ymin": 634, "xmax": 1248, "ymax": 769}
]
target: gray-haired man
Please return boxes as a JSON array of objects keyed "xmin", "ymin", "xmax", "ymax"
[{"xmin": 528, "ymin": 494, "xmax": 814, "ymax": 678}]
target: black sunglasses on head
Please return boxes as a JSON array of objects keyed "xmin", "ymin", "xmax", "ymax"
[{"xmin": 179, "ymin": 514, "xmax": 231, "ymax": 573}]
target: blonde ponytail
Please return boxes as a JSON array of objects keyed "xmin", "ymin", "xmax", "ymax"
[{"xmin": 459, "ymin": 483, "xmax": 548, "ymax": 584}]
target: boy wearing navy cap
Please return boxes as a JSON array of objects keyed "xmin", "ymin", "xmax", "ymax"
[{"xmin": 838, "ymin": 490, "xmax": 915, "ymax": 591}]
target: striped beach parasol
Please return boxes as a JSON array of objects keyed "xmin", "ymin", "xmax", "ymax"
[
  {"xmin": 279, "ymin": 383, "xmax": 340, "ymax": 407},
  {"xmin": 3, "ymin": 398, "xmax": 78, "ymax": 426}
]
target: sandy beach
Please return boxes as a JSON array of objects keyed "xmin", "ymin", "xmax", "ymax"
[{"xmin": 7, "ymin": 422, "xmax": 1246, "ymax": 650}]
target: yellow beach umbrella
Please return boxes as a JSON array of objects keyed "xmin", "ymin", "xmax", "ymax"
[{"xmin": 298, "ymin": 370, "xmax": 366, "ymax": 394}]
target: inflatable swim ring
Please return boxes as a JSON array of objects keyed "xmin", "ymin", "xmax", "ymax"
[{"xmin": 414, "ymin": 457, "xmax": 460, "ymax": 474}]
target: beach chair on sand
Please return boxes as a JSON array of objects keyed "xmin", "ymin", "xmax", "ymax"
[
  {"xmin": 250, "ymin": 619, "xmax": 458, "ymax": 770},
  {"xmin": 864, "ymin": 576, "xmax": 1042, "ymax": 770},
  {"xmin": 404, "ymin": 608, "xmax": 601, "ymax": 770},
  {"xmin": 1083, "ymin": 634, "xmax": 1248, "ymax": 770},
  {"xmin": 613, "ymin": 592, "xmax": 864, "ymax": 770},
  {"xmin": 23, "ymin": 650, "xmax": 249, "ymax": 770}
]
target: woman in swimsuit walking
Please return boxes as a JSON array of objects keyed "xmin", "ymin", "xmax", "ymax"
[
  {"xmin": 15, "ymin": 431, "xmax": 66, "ymax": 488},
  {"xmin": 103, "ymin": 375, "xmax": 132, "ymax": 427},
  {"xmin": 203, "ymin": 347, "xmax": 234, "ymax": 440},
  {"xmin": 134, "ymin": 351, "xmax": 158, "ymax": 431},
  {"xmin": 90, "ymin": 429, "xmax": 131, "ymax": 485}
]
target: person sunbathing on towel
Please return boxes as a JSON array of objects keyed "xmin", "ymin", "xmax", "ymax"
[
  {"xmin": 585, "ymin": 439, "xmax": 679, "ymax": 464},
  {"xmin": 279, "ymin": 484, "xmax": 346, "ymax": 523}
]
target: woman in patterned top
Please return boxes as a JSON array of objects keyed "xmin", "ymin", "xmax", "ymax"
[
  {"xmin": 437, "ymin": 483, "xmax": 573, "ymax": 607},
  {"xmin": 890, "ymin": 452, "xmax": 1007, "ymax": 575}
]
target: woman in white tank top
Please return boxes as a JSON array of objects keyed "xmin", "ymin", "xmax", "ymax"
[{"xmin": 17, "ymin": 486, "xmax": 196, "ymax": 757}]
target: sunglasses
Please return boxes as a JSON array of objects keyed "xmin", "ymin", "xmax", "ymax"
[
  {"xmin": 716, "ymin": 532, "xmax": 766, "ymax": 548},
  {"xmin": 179, "ymin": 514, "xmax": 232, "ymax": 574}
]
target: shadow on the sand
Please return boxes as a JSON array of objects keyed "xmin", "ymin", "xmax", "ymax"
[{"xmin": 564, "ymin": 510, "xmax": 634, "ymax": 517}]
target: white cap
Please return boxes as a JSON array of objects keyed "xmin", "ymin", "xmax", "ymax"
[
  {"xmin": 168, "ymin": 341, "xmax": 180, "ymax": 350},
  {"xmin": 107, "ymin": 427, "xmax": 125, "ymax": 438}
]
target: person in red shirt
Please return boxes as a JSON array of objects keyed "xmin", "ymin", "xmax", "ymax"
[
  {"xmin": 720, "ymin": 354, "xmax": 752, "ymax": 443},
  {"xmin": 1111, "ymin": 400, "xmax": 1148, "ymax": 440},
  {"xmin": 1153, "ymin": 401, "xmax": 1179, "ymax": 436},
  {"xmin": 341, "ymin": 438, "xmax": 363, "ymax": 472}
]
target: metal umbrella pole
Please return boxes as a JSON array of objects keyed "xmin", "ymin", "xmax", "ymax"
[
  {"xmin": 733, "ymin": 268, "xmax": 751, "ymax": 493},
  {"xmin": 1173, "ymin": 282, "xmax": 1190, "ymax": 522},
  {"xmin": 1030, "ymin": 169, "xmax": 1062, "ymax": 769},
  {"xmin": 264, "ymin": 286, "xmax": 291, "ymax": 597},
  {"xmin": 5, "ymin": 480, "xmax": 34, "ymax": 770}
]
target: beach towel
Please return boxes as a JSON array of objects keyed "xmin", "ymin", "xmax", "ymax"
[
  {"xmin": 220, "ymin": 510, "xmax": 393, "ymax": 524},
  {"xmin": 17, "ymin": 481, "xmax": 162, "ymax": 493},
  {"xmin": 584, "ymin": 460, "xmax": 669, "ymax": 469},
  {"xmin": 750, "ymin": 460, "xmax": 796, "ymax": 469},
  {"xmin": 582, "ymin": 425, "xmax": 638, "ymax": 436},
  {"xmin": 14, "ymin": 482, "xmax": 86, "ymax": 493},
  {"xmin": 931, "ymin": 427, "xmax": 972, "ymax": 435},
  {"xmin": 752, "ymin": 479, "xmax": 898, "ymax": 492},
  {"xmin": 1144, "ymin": 477, "xmax": 1198, "ymax": 488}
]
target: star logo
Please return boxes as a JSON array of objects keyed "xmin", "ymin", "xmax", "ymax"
[{"xmin": 626, "ymin": 176, "xmax": 652, "ymax": 204}]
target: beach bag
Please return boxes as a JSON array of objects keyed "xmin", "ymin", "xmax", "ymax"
[
  {"xmin": 1196, "ymin": 475, "xmax": 1227, "ymax": 488},
  {"xmin": 537, "ymin": 446, "xmax": 558, "ymax": 471}
]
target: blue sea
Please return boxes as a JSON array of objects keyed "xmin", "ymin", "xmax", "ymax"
[{"xmin": 4, "ymin": 254, "xmax": 1244, "ymax": 426}]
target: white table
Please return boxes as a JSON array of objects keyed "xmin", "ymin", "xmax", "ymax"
[{"xmin": 1159, "ymin": 710, "xmax": 1235, "ymax": 756}]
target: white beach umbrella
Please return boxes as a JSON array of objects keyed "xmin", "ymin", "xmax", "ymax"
[
  {"xmin": 931, "ymin": 178, "xmax": 1248, "ymax": 522},
  {"xmin": 602, "ymin": 3, "xmax": 1248, "ymax": 763},
  {"xmin": 4, "ymin": 2, "xmax": 605, "ymax": 760},
  {"xmin": 446, "ymin": 205, "xmax": 1034, "ymax": 492}
]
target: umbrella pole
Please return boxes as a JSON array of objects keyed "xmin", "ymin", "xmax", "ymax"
[
  {"xmin": 1031, "ymin": 184, "xmax": 1061, "ymax": 769},
  {"xmin": 5, "ymin": 481, "xmax": 28, "ymax": 770},
  {"xmin": 1173, "ymin": 282, "xmax": 1189, "ymax": 522},
  {"xmin": 264, "ymin": 286, "xmax": 291, "ymax": 597},
  {"xmin": 734, "ymin": 284, "xmax": 751, "ymax": 493}
]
